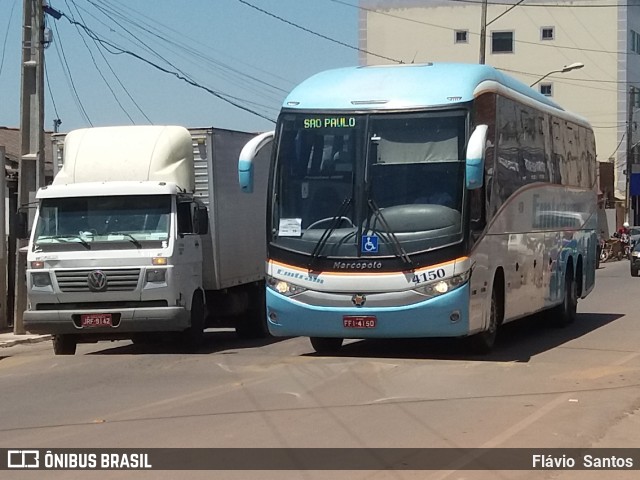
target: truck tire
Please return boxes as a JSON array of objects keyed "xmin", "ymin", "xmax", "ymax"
[
  {"xmin": 180, "ymin": 291, "xmax": 205, "ymax": 349},
  {"xmin": 53, "ymin": 334, "xmax": 77, "ymax": 355},
  {"xmin": 235, "ymin": 283, "xmax": 269, "ymax": 339}
]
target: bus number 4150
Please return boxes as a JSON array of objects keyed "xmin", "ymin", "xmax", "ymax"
[{"xmin": 413, "ymin": 268, "xmax": 446, "ymax": 284}]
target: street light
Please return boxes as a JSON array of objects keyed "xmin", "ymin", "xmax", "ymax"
[{"xmin": 529, "ymin": 62, "xmax": 585, "ymax": 87}]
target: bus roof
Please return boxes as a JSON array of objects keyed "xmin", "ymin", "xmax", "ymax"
[{"xmin": 283, "ymin": 62, "xmax": 565, "ymax": 114}]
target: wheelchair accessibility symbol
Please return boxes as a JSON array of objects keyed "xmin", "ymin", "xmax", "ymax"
[{"xmin": 361, "ymin": 235, "xmax": 379, "ymax": 253}]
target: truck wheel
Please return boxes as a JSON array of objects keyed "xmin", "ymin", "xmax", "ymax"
[
  {"xmin": 466, "ymin": 284, "xmax": 500, "ymax": 354},
  {"xmin": 235, "ymin": 283, "xmax": 269, "ymax": 339},
  {"xmin": 632, "ymin": 267, "xmax": 639, "ymax": 277},
  {"xmin": 550, "ymin": 268, "xmax": 577, "ymax": 327},
  {"xmin": 310, "ymin": 337, "xmax": 343, "ymax": 354},
  {"xmin": 53, "ymin": 334, "xmax": 77, "ymax": 355},
  {"xmin": 180, "ymin": 291, "xmax": 205, "ymax": 349}
]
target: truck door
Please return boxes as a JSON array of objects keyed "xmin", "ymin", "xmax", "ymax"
[{"xmin": 176, "ymin": 200, "xmax": 204, "ymax": 303}]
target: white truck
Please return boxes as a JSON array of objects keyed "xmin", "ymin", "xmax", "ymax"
[{"xmin": 23, "ymin": 125, "xmax": 270, "ymax": 354}]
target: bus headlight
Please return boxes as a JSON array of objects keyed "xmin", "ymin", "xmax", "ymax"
[
  {"xmin": 267, "ymin": 276, "xmax": 307, "ymax": 297},
  {"xmin": 413, "ymin": 270, "xmax": 470, "ymax": 298}
]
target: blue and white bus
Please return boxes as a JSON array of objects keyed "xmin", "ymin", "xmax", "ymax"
[{"xmin": 239, "ymin": 63, "xmax": 597, "ymax": 353}]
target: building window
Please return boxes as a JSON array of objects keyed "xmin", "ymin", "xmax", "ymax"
[
  {"xmin": 492, "ymin": 31, "xmax": 514, "ymax": 53},
  {"xmin": 632, "ymin": 30, "xmax": 640, "ymax": 54},
  {"xmin": 455, "ymin": 30, "xmax": 468, "ymax": 44},
  {"xmin": 541, "ymin": 27, "xmax": 554, "ymax": 41},
  {"xmin": 540, "ymin": 83, "xmax": 552, "ymax": 96}
]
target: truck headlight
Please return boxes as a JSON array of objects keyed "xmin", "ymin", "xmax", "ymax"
[
  {"xmin": 267, "ymin": 276, "xmax": 307, "ymax": 297},
  {"xmin": 31, "ymin": 271, "xmax": 52, "ymax": 288},
  {"xmin": 412, "ymin": 270, "xmax": 470, "ymax": 298},
  {"xmin": 146, "ymin": 269, "xmax": 166, "ymax": 283}
]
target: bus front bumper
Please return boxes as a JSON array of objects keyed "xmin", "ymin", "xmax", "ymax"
[{"xmin": 266, "ymin": 283, "xmax": 470, "ymax": 339}]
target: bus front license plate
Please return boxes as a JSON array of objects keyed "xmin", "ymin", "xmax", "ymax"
[
  {"xmin": 81, "ymin": 313, "xmax": 113, "ymax": 328},
  {"xmin": 343, "ymin": 316, "xmax": 376, "ymax": 329}
]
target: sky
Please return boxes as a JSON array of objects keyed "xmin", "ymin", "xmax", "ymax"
[{"xmin": 0, "ymin": 0, "xmax": 359, "ymax": 134}]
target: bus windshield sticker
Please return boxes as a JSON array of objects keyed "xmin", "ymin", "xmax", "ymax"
[
  {"xmin": 303, "ymin": 117, "xmax": 356, "ymax": 129},
  {"xmin": 279, "ymin": 218, "xmax": 302, "ymax": 237},
  {"xmin": 361, "ymin": 235, "xmax": 379, "ymax": 254}
]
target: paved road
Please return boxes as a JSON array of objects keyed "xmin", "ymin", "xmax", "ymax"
[{"xmin": 1, "ymin": 259, "xmax": 639, "ymax": 479}]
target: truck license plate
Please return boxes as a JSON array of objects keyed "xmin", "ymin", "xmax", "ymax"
[
  {"xmin": 81, "ymin": 313, "xmax": 113, "ymax": 328},
  {"xmin": 343, "ymin": 315, "xmax": 376, "ymax": 329}
]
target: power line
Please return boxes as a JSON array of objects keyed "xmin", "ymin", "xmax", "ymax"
[
  {"xmin": 64, "ymin": 0, "xmax": 137, "ymax": 124},
  {"xmin": 329, "ymin": 0, "xmax": 635, "ymax": 56},
  {"xmin": 0, "ymin": 0, "xmax": 17, "ymax": 80},
  {"xmin": 66, "ymin": 0, "xmax": 153, "ymax": 124},
  {"xmin": 57, "ymin": 11, "xmax": 277, "ymax": 123},
  {"xmin": 236, "ymin": 0, "xmax": 403, "ymax": 64},
  {"xmin": 82, "ymin": 0, "xmax": 284, "ymax": 113},
  {"xmin": 50, "ymin": 19, "xmax": 93, "ymax": 126}
]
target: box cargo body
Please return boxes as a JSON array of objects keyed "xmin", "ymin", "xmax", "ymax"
[{"xmin": 190, "ymin": 128, "xmax": 269, "ymax": 290}]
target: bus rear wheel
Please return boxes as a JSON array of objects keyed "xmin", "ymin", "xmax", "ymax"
[
  {"xmin": 552, "ymin": 269, "xmax": 577, "ymax": 327},
  {"xmin": 310, "ymin": 337, "xmax": 343, "ymax": 354}
]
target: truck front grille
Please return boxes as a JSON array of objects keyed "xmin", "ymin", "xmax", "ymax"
[{"xmin": 55, "ymin": 269, "xmax": 141, "ymax": 292}]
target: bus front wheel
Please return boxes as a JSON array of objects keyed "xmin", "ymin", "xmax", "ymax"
[
  {"xmin": 466, "ymin": 285, "xmax": 500, "ymax": 354},
  {"xmin": 310, "ymin": 337, "xmax": 343, "ymax": 354}
]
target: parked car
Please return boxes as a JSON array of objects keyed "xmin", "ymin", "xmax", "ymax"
[{"xmin": 630, "ymin": 241, "xmax": 640, "ymax": 277}]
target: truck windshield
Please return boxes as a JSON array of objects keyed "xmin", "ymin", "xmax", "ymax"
[
  {"xmin": 33, "ymin": 194, "xmax": 171, "ymax": 251},
  {"xmin": 271, "ymin": 111, "xmax": 466, "ymax": 258}
]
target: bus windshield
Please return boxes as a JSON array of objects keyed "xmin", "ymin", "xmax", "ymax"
[{"xmin": 272, "ymin": 111, "xmax": 467, "ymax": 258}]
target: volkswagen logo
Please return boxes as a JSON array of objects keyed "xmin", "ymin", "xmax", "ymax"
[
  {"xmin": 351, "ymin": 294, "xmax": 366, "ymax": 307},
  {"xmin": 87, "ymin": 270, "xmax": 108, "ymax": 292}
]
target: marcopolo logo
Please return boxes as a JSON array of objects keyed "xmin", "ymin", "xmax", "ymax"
[{"xmin": 8, "ymin": 450, "xmax": 39, "ymax": 469}]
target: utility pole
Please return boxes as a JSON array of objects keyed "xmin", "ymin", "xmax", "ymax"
[
  {"xmin": 14, "ymin": 0, "xmax": 45, "ymax": 334},
  {"xmin": 626, "ymin": 86, "xmax": 635, "ymax": 226},
  {"xmin": 479, "ymin": 0, "xmax": 488, "ymax": 64}
]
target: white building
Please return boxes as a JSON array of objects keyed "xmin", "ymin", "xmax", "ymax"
[{"xmin": 359, "ymin": 0, "xmax": 640, "ymax": 223}]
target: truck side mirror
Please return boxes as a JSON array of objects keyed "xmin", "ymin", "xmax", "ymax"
[
  {"xmin": 197, "ymin": 205, "xmax": 209, "ymax": 235},
  {"xmin": 16, "ymin": 211, "xmax": 29, "ymax": 239},
  {"xmin": 465, "ymin": 124, "xmax": 488, "ymax": 190},
  {"xmin": 238, "ymin": 130, "xmax": 274, "ymax": 194}
]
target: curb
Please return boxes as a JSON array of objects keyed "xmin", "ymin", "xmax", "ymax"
[{"xmin": 0, "ymin": 335, "xmax": 52, "ymax": 348}]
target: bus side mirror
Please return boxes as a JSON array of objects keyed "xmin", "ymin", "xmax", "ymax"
[
  {"xmin": 238, "ymin": 130, "xmax": 274, "ymax": 194},
  {"xmin": 465, "ymin": 124, "xmax": 488, "ymax": 190}
]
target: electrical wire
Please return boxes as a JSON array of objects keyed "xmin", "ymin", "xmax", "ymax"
[
  {"xmin": 66, "ymin": 0, "xmax": 153, "ymax": 124},
  {"xmin": 236, "ymin": 0, "xmax": 403, "ymax": 64},
  {"xmin": 0, "ymin": 0, "xmax": 17, "ymax": 80},
  {"xmin": 329, "ymin": 0, "xmax": 637, "ymax": 56},
  {"xmin": 57, "ymin": 11, "xmax": 277, "ymax": 123},
  {"xmin": 64, "ymin": 0, "xmax": 137, "ymax": 124},
  {"xmin": 50, "ymin": 19, "xmax": 93, "ymax": 126}
]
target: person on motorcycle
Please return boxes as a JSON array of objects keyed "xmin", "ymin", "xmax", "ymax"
[{"xmin": 618, "ymin": 222, "xmax": 632, "ymax": 257}]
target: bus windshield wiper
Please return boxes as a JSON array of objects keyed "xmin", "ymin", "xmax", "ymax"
[
  {"xmin": 37, "ymin": 235, "xmax": 91, "ymax": 249},
  {"xmin": 107, "ymin": 232, "xmax": 142, "ymax": 248},
  {"xmin": 308, "ymin": 197, "xmax": 352, "ymax": 269},
  {"xmin": 367, "ymin": 199, "xmax": 413, "ymax": 269}
]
